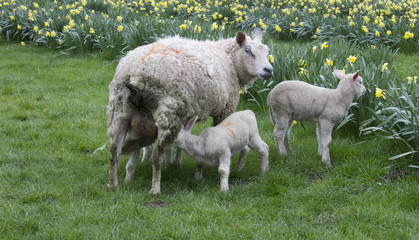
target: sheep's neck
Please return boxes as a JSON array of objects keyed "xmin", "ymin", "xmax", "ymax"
[{"xmin": 182, "ymin": 134, "xmax": 206, "ymax": 159}]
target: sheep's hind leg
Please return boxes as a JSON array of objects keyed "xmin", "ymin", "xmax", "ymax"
[
  {"xmin": 318, "ymin": 120, "xmax": 334, "ymax": 166},
  {"xmin": 108, "ymin": 119, "xmax": 130, "ymax": 189},
  {"xmin": 149, "ymin": 145, "xmax": 164, "ymax": 194},
  {"xmin": 124, "ymin": 148, "xmax": 141, "ymax": 183},
  {"xmin": 236, "ymin": 146, "xmax": 250, "ymax": 171}
]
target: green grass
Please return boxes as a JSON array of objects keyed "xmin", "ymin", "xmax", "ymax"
[{"xmin": 0, "ymin": 42, "xmax": 418, "ymax": 239}]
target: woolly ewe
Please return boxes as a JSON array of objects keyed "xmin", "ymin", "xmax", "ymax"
[
  {"xmin": 107, "ymin": 28, "xmax": 273, "ymax": 193},
  {"xmin": 268, "ymin": 70, "xmax": 366, "ymax": 166},
  {"xmin": 174, "ymin": 110, "xmax": 269, "ymax": 191}
]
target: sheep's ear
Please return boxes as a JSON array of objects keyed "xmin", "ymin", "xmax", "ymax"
[
  {"xmin": 252, "ymin": 27, "xmax": 263, "ymax": 42},
  {"xmin": 334, "ymin": 69, "xmax": 345, "ymax": 79},
  {"xmin": 185, "ymin": 116, "xmax": 198, "ymax": 132},
  {"xmin": 353, "ymin": 71, "xmax": 359, "ymax": 81},
  {"xmin": 236, "ymin": 32, "xmax": 246, "ymax": 47}
]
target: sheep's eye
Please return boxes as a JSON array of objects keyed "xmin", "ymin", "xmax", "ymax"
[{"xmin": 245, "ymin": 46, "xmax": 253, "ymax": 56}]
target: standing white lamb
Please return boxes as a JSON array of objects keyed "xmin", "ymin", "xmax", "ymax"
[
  {"xmin": 267, "ymin": 70, "xmax": 366, "ymax": 166},
  {"xmin": 107, "ymin": 28, "xmax": 273, "ymax": 194},
  {"xmin": 174, "ymin": 110, "xmax": 269, "ymax": 191}
]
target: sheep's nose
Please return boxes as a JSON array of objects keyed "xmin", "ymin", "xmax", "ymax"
[{"xmin": 264, "ymin": 67, "xmax": 273, "ymax": 77}]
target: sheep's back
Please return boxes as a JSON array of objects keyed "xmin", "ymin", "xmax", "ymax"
[{"xmin": 123, "ymin": 37, "xmax": 239, "ymax": 123}]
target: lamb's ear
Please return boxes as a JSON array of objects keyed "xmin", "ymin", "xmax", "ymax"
[
  {"xmin": 353, "ymin": 71, "xmax": 359, "ymax": 81},
  {"xmin": 236, "ymin": 32, "xmax": 246, "ymax": 47},
  {"xmin": 185, "ymin": 116, "xmax": 199, "ymax": 132},
  {"xmin": 252, "ymin": 27, "xmax": 263, "ymax": 42},
  {"xmin": 334, "ymin": 69, "xmax": 345, "ymax": 79}
]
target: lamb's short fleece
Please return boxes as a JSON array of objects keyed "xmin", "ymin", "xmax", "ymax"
[
  {"xmin": 268, "ymin": 70, "xmax": 366, "ymax": 166},
  {"xmin": 174, "ymin": 110, "xmax": 269, "ymax": 191}
]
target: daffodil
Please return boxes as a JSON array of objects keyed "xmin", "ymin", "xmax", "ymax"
[
  {"xmin": 21, "ymin": 41, "xmax": 25, "ymax": 46},
  {"xmin": 275, "ymin": 25, "xmax": 281, "ymax": 32},
  {"xmin": 117, "ymin": 25, "xmax": 123, "ymax": 32},
  {"xmin": 321, "ymin": 42, "xmax": 328, "ymax": 49},
  {"xmin": 268, "ymin": 55, "xmax": 274, "ymax": 63},
  {"xmin": 387, "ymin": 30, "xmax": 391, "ymax": 35},
  {"xmin": 407, "ymin": 76, "xmax": 417, "ymax": 84},
  {"xmin": 381, "ymin": 63, "xmax": 388, "ymax": 72},
  {"xmin": 326, "ymin": 58, "xmax": 333, "ymax": 66},
  {"xmin": 375, "ymin": 88, "xmax": 386, "ymax": 99},
  {"xmin": 117, "ymin": 16, "xmax": 123, "ymax": 21},
  {"xmin": 404, "ymin": 31, "xmax": 414, "ymax": 40},
  {"xmin": 348, "ymin": 55, "xmax": 357, "ymax": 64}
]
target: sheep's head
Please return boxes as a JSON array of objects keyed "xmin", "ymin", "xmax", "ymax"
[
  {"xmin": 234, "ymin": 28, "xmax": 273, "ymax": 86},
  {"xmin": 335, "ymin": 70, "xmax": 366, "ymax": 97}
]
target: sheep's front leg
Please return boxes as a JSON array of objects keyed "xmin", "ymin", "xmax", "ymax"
[
  {"xmin": 318, "ymin": 120, "xmax": 334, "ymax": 166},
  {"xmin": 218, "ymin": 153, "xmax": 231, "ymax": 192},
  {"xmin": 236, "ymin": 146, "xmax": 250, "ymax": 171},
  {"xmin": 124, "ymin": 148, "xmax": 141, "ymax": 183},
  {"xmin": 194, "ymin": 163, "xmax": 204, "ymax": 180},
  {"xmin": 108, "ymin": 119, "xmax": 130, "ymax": 189},
  {"xmin": 149, "ymin": 145, "xmax": 164, "ymax": 194}
]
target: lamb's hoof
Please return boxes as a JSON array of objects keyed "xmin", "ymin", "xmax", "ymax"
[
  {"xmin": 107, "ymin": 183, "xmax": 118, "ymax": 190},
  {"xmin": 124, "ymin": 177, "xmax": 132, "ymax": 183}
]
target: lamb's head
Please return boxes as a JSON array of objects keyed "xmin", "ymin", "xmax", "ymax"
[
  {"xmin": 174, "ymin": 116, "xmax": 199, "ymax": 149},
  {"xmin": 335, "ymin": 69, "xmax": 366, "ymax": 97},
  {"xmin": 233, "ymin": 28, "xmax": 273, "ymax": 86}
]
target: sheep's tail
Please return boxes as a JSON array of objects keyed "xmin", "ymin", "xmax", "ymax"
[{"xmin": 267, "ymin": 90, "xmax": 276, "ymax": 125}]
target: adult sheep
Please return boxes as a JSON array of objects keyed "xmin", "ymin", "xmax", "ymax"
[{"xmin": 107, "ymin": 28, "xmax": 273, "ymax": 194}]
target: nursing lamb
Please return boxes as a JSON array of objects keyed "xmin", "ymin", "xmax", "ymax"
[
  {"xmin": 174, "ymin": 110, "xmax": 269, "ymax": 191},
  {"xmin": 267, "ymin": 70, "xmax": 366, "ymax": 166},
  {"xmin": 107, "ymin": 28, "xmax": 273, "ymax": 194}
]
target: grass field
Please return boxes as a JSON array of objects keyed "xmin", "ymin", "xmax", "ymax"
[{"xmin": 0, "ymin": 42, "xmax": 418, "ymax": 239}]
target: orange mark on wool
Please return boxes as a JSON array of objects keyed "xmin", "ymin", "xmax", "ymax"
[
  {"xmin": 221, "ymin": 121, "xmax": 237, "ymax": 140},
  {"xmin": 139, "ymin": 43, "xmax": 181, "ymax": 62}
]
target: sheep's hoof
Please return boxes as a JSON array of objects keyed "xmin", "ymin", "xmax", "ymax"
[
  {"xmin": 107, "ymin": 183, "xmax": 118, "ymax": 190},
  {"xmin": 148, "ymin": 188, "xmax": 161, "ymax": 195}
]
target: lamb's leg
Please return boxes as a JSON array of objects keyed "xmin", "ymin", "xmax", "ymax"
[
  {"xmin": 236, "ymin": 146, "xmax": 250, "ymax": 171},
  {"xmin": 273, "ymin": 116, "xmax": 290, "ymax": 156},
  {"xmin": 141, "ymin": 145, "xmax": 153, "ymax": 163},
  {"xmin": 284, "ymin": 119, "xmax": 294, "ymax": 152},
  {"xmin": 194, "ymin": 163, "xmax": 204, "ymax": 180},
  {"xmin": 316, "ymin": 123, "xmax": 323, "ymax": 157},
  {"xmin": 149, "ymin": 145, "xmax": 164, "ymax": 194},
  {"xmin": 108, "ymin": 119, "xmax": 130, "ymax": 189},
  {"xmin": 124, "ymin": 148, "xmax": 141, "ymax": 183},
  {"xmin": 218, "ymin": 152, "xmax": 231, "ymax": 192},
  {"xmin": 318, "ymin": 120, "xmax": 334, "ymax": 166},
  {"xmin": 173, "ymin": 148, "xmax": 182, "ymax": 167},
  {"xmin": 164, "ymin": 147, "xmax": 173, "ymax": 167},
  {"xmin": 249, "ymin": 135, "xmax": 269, "ymax": 172}
]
